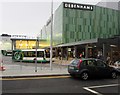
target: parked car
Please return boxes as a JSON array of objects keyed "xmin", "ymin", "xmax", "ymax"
[
  {"xmin": 68, "ymin": 58, "xmax": 118, "ymax": 80},
  {"xmin": 109, "ymin": 60, "xmax": 120, "ymax": 74}
]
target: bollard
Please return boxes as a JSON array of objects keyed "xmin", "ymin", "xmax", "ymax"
[{"xmin": 0, "ymin": 60, "xmax": 5, "ymax": 71}]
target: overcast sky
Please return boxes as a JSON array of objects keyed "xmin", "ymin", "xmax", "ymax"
[{"xmin": 0, "ymin": 0, "xmax": 118, "ymax": 37}]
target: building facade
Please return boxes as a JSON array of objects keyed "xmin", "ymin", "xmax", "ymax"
[
  {"xmin": 42, "ymin": 2, "xmax": 120, "ymax": 62},
  {"xmin": 0, "ymin": 34, "xmax": 12, "ymax": 50},
  {"xmin": 97, "ymin": 0, "xmax": 119, "ymax": 10},
  {"xmin": 0, "ymin": 34, "xmax": 49, "ymax": 52},
  {"xmin": 53, "ymin": 2, "xmax": 119, "ymax": 45}
]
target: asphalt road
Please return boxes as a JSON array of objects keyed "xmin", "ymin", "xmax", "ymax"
[{"xmin": 2, "ymin": 76, "xmax": 120, "ymax": 94}]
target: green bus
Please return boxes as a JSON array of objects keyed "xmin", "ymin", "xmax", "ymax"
[
  {"xmin": 1, "ymin": 50, "xmax": 12, "ymax": 56},
  {"xmin": 12, "ymin": 49, "xmax": 50, "ymax": 63}
]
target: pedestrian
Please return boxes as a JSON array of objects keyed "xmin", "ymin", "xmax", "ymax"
[
  {"xmin": 106, "ymin": 56, "xmax": 110, "ymax": 65},
  {"xmin": 79, "ymin": 53, "xmax": 83, "ymax": 58},
  {"xmin": 59, "ymin": 52, "xmax": 61, "ymax": 60},
  {"xmin": 97, "ymin": 53, "xmax": 104, "ymax": 61}
]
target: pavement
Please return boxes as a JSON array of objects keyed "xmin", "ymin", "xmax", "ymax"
[{"xmin": 0, "ymin": 56, "xmax": 73, "ymax": 78}]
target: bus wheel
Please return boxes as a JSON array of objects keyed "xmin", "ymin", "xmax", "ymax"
[{"xmin": 14, "ymin": 52, "xmax": 21, "ymax": 61}]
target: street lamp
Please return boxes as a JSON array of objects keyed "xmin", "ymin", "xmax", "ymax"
[
  {"xmin": 35, "ymin": 36, "xmax": 39, "ymax": 72},
  {"xmin": 50, "ymin": 0, "xmax": 53, "ymax": 70}
]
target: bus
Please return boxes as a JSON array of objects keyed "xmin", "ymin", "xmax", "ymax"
[
  {"xmin": 1, "ymin": 50, "xmax": 12, "ymax": 56},
  {"xmin": 12, "ymin": 49, "xmax": 50, "ymax": 63}
]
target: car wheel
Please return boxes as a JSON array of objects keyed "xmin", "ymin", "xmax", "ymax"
[
  {"xmin": 111, "ymin": 71, "xmax": 117, "ymax": 79},
  {"xmin": 81, "ymin": 72, "xmax": 89, "ymax": 80}
]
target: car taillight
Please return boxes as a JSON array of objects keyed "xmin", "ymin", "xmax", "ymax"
[{"xmin": 77, "ymin": 60, "xmax": 82, "ymax": 68}]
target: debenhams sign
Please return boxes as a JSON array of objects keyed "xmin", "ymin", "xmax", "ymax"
[{"xmin": 64, "ymin": 2, "xmax": 93, "ymax": 11}]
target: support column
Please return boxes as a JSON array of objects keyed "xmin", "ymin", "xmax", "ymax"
[
  {"xmin": 61, "ymin": 47, "xmax": 63, "ymax": 60},
  {"xmin": 66, "ymin": 47, "xmax": 68, "ymax": 60},
  {"xmin": 85, "ymin": 44, "xmax": 88, "ymax": 58},
  {"xmin": 103, "ymin": 43, "xmax": 107, "ymax": 61},
  {"xmin": 11, "ymin": 40, "xmax": 14, "ymax": 56},
  {"xmin": 74, "ymin": 46, "xmax": 77, "ymax": 58},
  {"xmin": 55, "ymin": 48, "xmax": 58, "ymax": 58},
  {"xmin": 11, "ymin": 40, "xmax": 14, "ymax": 51},
  {"xmin": 12, "ymin": 40, "xmax": 16, "ymax": 50}
]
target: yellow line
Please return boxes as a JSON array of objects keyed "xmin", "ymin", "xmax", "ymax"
[{"xmin": 1, "ymin": 76, "xmax": 70, "ymax": 81}]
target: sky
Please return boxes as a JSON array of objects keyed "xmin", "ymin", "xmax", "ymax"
[{"xmin": 0, "ymin": 0, "xmax": 118, "ymax": 37}]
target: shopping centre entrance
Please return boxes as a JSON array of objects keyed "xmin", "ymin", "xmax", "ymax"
[{"xmin": 53, "ymin": 36, "xmax": 120, "ymax": 64}]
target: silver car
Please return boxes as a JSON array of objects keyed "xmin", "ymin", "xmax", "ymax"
[{"xmin": 110, "ymin": 60, "xmax": 120, "ymax": 74}]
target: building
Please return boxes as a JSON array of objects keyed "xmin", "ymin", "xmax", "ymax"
[
  {"xmin": 43, "ymin": 2, "xmax": 120, "ymax": 61},
  {"xmin": 0, "ymin": 34, "xmax": 50, "ymax": 56},
  {"xmin": 97, "ymin": 0, "xmax": 119, "ymax": 10},
  {"xmin": 0, "ymin": 34, "xmax": 12, "ymax": 50}
]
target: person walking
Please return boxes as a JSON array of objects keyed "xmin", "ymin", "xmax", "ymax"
[{"xmin": 79, "ymin": 53, "xmax": 83, "ymax": 58}]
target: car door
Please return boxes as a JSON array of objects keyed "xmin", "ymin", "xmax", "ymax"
[
  {"xmin": 86, "ymin": 60, "xmax": 98, "ymax": 76},
  {"xmin": 96, "ymin": 60, "xmax": 110, "ymax": 77}
]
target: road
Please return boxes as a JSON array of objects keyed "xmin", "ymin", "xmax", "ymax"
[{"xmin": 2, "ymin": 76, "xmax": 120, "ymax": 94}]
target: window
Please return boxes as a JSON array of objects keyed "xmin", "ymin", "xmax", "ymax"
[
  {"xmin": 82, "ymin": 60, "xmax": 88, "ymax": 66},
  {"xmin": 87, "ymin": 60, "xmax": 96, "ymax": 66},
  {"xmin": 96, "ymin": 60, "xmax": 106, "ymax": 67},
  {"xmin": 37, "ymin": 51, "xmax": 44, "ymax": 57},
  {"xmin": 70, "ymin": 59, "xmax": 80, "ymax": 65},
  {"xmin": 23, "ymin": 51, "xmax": 44, "ymax": 57}
]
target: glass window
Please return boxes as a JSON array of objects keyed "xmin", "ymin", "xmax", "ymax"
[
  {"xmin": 96, "ymin": 60, "xmax": 106, "ymax": 67},
  {"xmin": 23, "ymin": 51, "xmax": 44, "ymax": 57},
  {"xmin": 82, "ymin": 60, "xmax": 88, "ymax": 66},
  {"xmin": 87, "ymin": 60, "xmax": 96, "ymax": 66},
  {"xmin": 45, "ymin": 50, "xmax": 50, "ymax": 58},
  {"xmin": 70, "ymin": 59, "xmax": 80, "ymax": 65},
  {"xmin": 23, "ymin": 51, "xmax": 35, "ymax": 57},
  {"xmin": 37, "ymin": 51, "xmax": 44, "ymax": 57}
]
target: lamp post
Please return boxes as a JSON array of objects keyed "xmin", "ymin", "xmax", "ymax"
[
  {"xmin": 50, "ymin": 0, "xmax": 53, "ymax": 70},
  {"xmin": 35, "ymin": 36, "xmax": 39, "ymax": 72}
]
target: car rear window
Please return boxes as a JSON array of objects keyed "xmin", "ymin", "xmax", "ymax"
[{"xmin": 70, "ymin": 59, "xmax": 80, "ymax": 65}]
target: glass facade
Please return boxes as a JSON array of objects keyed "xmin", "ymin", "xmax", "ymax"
[
  {"xmin": 15, "ymin": 40, "xmax": 49, "ymax": 49},
  {"xmin": 53, "ymin": 4, "xmax": 63, "ymax": 45},
  {"xmin": 53, "ymin": 2, "xmax": 120, "ymax": 46}
]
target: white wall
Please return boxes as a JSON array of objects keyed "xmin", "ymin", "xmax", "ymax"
[{"xmin": 0, "ymin": 36, "xmax": 12, "ymax": 50}]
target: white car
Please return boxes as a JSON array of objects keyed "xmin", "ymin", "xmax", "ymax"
[{"xmin": 110, "ymin": 60, "xmax": 120, "ymax": 74}]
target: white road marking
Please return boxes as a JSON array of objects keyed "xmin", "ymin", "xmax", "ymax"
[
  {"xmin": 83, "ymin": 87, "xmax": 103, "ymax": 95},
  {"xmin": 88, "ymin": 84, "xmax": 119, "ymax": 88},
  {"xmin": 83, "ymin": 84, "xmax": 119, "ymax": 95}
]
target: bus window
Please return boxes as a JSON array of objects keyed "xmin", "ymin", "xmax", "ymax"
[
  {"xmin": 37, "ymin": 51, "xmax": 44, "ymax": 57},
  {"xmin": 23, "ymin": 51, "xmax": 36, "ymax": 57},
  {"xmin": 45, "ymin": 50, "xmax": 50, "ymax": 58}
]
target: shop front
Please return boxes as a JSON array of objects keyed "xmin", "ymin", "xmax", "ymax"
[{"xmin": 53, "ymin": 36, "xmax": 120, "ymax": 64}]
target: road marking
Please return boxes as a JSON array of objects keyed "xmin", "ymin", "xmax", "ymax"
[
  {"xmin": 87, "ymin": 84, "xmax": 119, "ymax": 88},
  {"xmin": 83, "ymin": 87, "xmax": 103, "ymax": 95},
  {"xmin": 83, "ymin": 84, "xmax": 119, "ymax": 95},
  {"xmin": 1, "ymin": 75, "xmax": 70, "ymax": 80}
]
